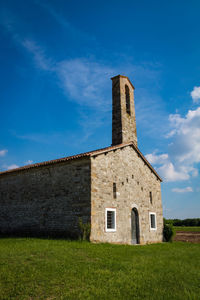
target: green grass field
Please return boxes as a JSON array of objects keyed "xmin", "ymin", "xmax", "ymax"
[
  {"xmin": 174, "ymin": 226, "xmax": 200, "ymax": 232},
  {"xmin": 0, "ymin": 239, "xmax": 199, "ymax": 299}
]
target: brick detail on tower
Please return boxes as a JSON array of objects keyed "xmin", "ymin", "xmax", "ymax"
[{"xmin": 111, "ymin": 75, "xmax": 137, "ymax": 146}]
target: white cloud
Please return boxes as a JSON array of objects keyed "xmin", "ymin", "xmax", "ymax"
[
  {"xmin": 145, "ymin": 152, "xmax": 168, "ymax": 165},
  {"xmin": 172, "ymin": 187, "xmax": 193, "ymax": 193},
  {"xmin": 168, "ymin": 108, "xmax": 200, "ymax": 164},
  {"xmin": 25, "ymin": 160, "xmax": 33, "ymax": 165},
  {"xmin": 191, "ymin": 86, "xmax": 200, "ymax": 103},
  {"xmin": 146, "ymin": 106, "xmax": 200, "ymax": 182},
  {"xmin": 0, "ymin": 149, "xmax": 8, "ymax": 157},
  {"xmin": 7, "ymin": 164, "xmax": 19, "ymax": 170},
  {"xmin": 158, "ymin": 162, "xmax": 190, "ymax": 181}
]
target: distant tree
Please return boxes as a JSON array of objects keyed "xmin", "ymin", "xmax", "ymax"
[{"xmin": 165, "ymin": 218, "xmax": 200, "ymax": 227}]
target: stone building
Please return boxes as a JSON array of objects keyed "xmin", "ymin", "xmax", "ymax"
[{"xmin": 0, "ymin": 75, "xmax": 163, "ymax": 244}]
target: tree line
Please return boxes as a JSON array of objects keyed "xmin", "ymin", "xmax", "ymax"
[{"xmin": 164, "ymin": 218, "xmax": 200, "ymax": 227}]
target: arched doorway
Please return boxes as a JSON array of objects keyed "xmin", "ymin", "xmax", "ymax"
[{"xmin": 131, "ymin": 208, "xmax": 140, "ymax": 244}]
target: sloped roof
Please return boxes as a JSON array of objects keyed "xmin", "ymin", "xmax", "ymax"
[
  {"xmin": 0, "ymin": 142, "xmax": 162, "ymax": 181},
  {"xmin": 111, "ymin": 75, "xmax": 135, "ymax": 90}
]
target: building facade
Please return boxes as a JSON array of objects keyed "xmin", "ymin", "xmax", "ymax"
[{"xmin": 0, "ymin": 75, "xmax": 163, "ymax": 244}]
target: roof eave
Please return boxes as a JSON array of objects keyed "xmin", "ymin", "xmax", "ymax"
[
  {"xmin": 111, "ymin": 74, "xmax": 135, "ymax": 90},
  {"xmin": 0, "ymin": 142, "xmax": 162, "ymax": 181}
]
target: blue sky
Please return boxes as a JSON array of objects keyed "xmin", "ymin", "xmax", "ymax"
[{"xmin": 0, "ymin": 0, "xmax": 200, "ymax": 219}]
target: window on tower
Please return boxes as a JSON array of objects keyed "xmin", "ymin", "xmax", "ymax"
[{"xmin": 125, "ymin": 84, "xmax": 131, "ymax": 115}]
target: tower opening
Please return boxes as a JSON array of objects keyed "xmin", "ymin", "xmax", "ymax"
[{"xmin": 125, "ymin": 84, "xmax": 131, "ymax": 115}]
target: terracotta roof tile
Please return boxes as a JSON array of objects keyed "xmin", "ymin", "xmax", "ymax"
[{"xmin": 0, "ymin": 142, "xmax": 162, "ymax": 181}]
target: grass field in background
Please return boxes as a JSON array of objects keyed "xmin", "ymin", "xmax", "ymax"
[
  {"xmin": 0, "ymin": 239, "xmax": 199, "ymax": 299},
  {"xmin": 174, "ymin": 226, "xmax": 200, "ymax": 232}
]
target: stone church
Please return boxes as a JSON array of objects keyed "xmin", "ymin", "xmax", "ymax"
[{"xmin": 0, "ymin": 75, "xmax": 163, "ymax": 244}]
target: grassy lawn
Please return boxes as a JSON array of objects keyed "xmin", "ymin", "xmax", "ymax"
[
  {"xmin": 0, "ymin": 239, "xmax": 199, "ymax": 299},
  {"xmin": 174, "ymin": 226, "xmax": 200, "ymax": 232}
]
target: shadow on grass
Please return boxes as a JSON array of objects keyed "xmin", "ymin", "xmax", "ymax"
[{"xmin": 0, "ymin": 230, "xmax": 81, "ymax": 241}]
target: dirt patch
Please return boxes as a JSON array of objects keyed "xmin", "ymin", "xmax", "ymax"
[{"xmin": 174, "ymin": 231, "xmax": 200, "ymax": 243}]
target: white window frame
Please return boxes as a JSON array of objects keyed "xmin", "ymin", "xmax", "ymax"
[
  {"xmin": 149, "ymin": 212, "xmax": 157, "ymax": 230},
  {"xmin": 105, "ymin": 208, "xmax": 116, "ymax": 232}
]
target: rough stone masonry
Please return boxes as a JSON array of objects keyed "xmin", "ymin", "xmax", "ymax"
[{"xmin": 0, "ymin": 74, "xmax": 163, "ymax": 244}]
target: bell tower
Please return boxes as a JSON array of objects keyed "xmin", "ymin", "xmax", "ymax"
[{"xmin": 111, "ymin": 75, "xmax": 137, "ymax": 146}]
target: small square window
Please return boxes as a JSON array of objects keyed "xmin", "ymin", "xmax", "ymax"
[
  {"xmin": 149, "ymin": 213, "xmax": 157, "ymax": 230},
  {"xmin": 106, "ymin": 208, "xmax": 116, "ymax": 232}
]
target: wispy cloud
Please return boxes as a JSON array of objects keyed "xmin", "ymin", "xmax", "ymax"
[
  {"xmin": 25, "ymin": 160, "xmax": 33, "ymax": 165},
  {"xmin": 56, "ymin": 58, "xmax": 114, "ymax": 109},
  {"xmin": 22, "ymin": 39, "xmax": 53, "ymax": 71},
  {"xmin": 0, "ymin": 10, "xmax": 53, "ymax": 72},
  {"xmin": 1, "ymin": 14, "xmax": 113, "ymax": 110},
  {"xmin": 146, "ymin": 106, "xmax": 200, "ymax": 182},
  {"xmin": 191, "ymin": 86, "xmax": 200, "ymax": 104},
  {"xmin": 37, "ymin": 1, "xmax": 96, "ymax": 42},
  {"xmin": 7, "ymin": 164, "xmax": 19, "ymax": 170},
  {"xmin": 0, "ymin": 149, "xmax": 8, "ymax": 157},
  {"xmin": 172, "ymin": 187, "xmax": 193, "ymax": 193},
  {"xmin": 0, "ymin": 10, "xmax": 163, "ymax": 110},
  {"xmin": 1, "ymin": 9, "xmax": 166, "ymax": 144},
  {"xmin": 15, "ymin": 132, "xmax": 66, "ymax": 144}
]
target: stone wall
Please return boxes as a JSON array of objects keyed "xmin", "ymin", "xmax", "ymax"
[
  {"xmin": 0, "ymin": 144, "xmax": 163, "ymax": 244},
  {"xmin": 90, "ymin": 145, "xmax": 163, "ymax": 244},
  {"xmin": 0, "ymin": 158, "xmax": 91, "ymax": 237}
]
